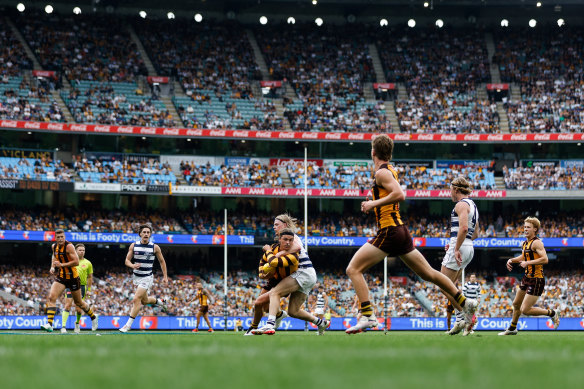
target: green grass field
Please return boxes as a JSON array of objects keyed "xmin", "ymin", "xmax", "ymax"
[{"xmin": 1, "ymin": 331, "xmax": 583, "ymax": 389}]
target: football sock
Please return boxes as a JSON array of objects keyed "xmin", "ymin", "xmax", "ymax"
[
  {"xmin": 454, "ymin": 292, "xmax": 466, "ymax": 307},
  {"xmin": 276, "ymin": 311, "xmax": 283, "ymax": 319},
  {"xmin": 46, "ymin": 306, "xmax": 57, "ymax": 326},
  {"xmin": 313, "ymin": 318, "xmax": 324, "ymax": 326},
  {"xmin": 76, "ymin": 312, "xmax": 82, "ymax": 324},
  {"xmin": 83, "ymin": 305, "xmax": 96, "ymax": 320},
  {"xmin": 509, "ymin": 321, "xmax": 518, "ymax": 331},
  {"xmin": 62, "ymin": 310, "xmax": 70, "ymax": 326},
  {"xmin": 548, "ymin": 309, "xmax": 555, "ymax": 317},
  {"xmin": 360, "ymin": 301, "xmax": 373, "ymax": 316},
  {"xmin": 267, "ymin": 315, "xmax": 276, "ymax": 327},
  {"xmin": 125, "ymin": 316, "xmax": 136, "ymax": 328},
  {"xmin": 249, "ymin": 323, "xmax": 258, "ymax": 330}
]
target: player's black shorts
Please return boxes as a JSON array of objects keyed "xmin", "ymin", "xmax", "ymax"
[
  {"xmin": 519, "ymin": 276, "xmax": 545, "ymax": 296},
  {"xmin": 370, "ymin": 225, "xmax": 415, "ymax": 257},
  {"xmin": 66, "ymin": 284, "xmax": 86, "ymax": 299},
  {"xmin": 57, "ymin": 276, "xmax": 81, "ymax": 292}
]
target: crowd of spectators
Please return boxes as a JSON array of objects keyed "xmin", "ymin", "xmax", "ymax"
[
  {"xmin": 0, "ymin": 24, "xmax": 33, "ymax": 77},
  {"xmin": 503, "ymin": 163, "xmax": 584, "ymax": 190},
  {"xmin": 180, "ymin": 161, "xmax": 283, "ymax": 187},
  {"xmin": 73, "ymin": 154, "xmax": 177, "ymax": 185},
  {"xmin": 376, "ymin": 28, "xmax": 496, "ymax": 133},
  {"xmin": 493, "ymin": 27, "xmax": 584, "ymax": 133},
  {"xmin": 1, "ymin": 77, "xmax": 65, "ymax": 122},
  {"xmin": 2, "ymin": 266, "xmax": 583, "ymax": 320},
  {"xmin": 17, "ymin": 13, "xmax": 147, "ymax": 82},
  {"xmin": 0, "ymin": 155, "xmax": 73, "ymax": 181},
  {"xmin": 63, "ymin": 83, "xmax": 176, "ymax": 127}
]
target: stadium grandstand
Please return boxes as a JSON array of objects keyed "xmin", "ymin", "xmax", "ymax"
[{"xmin": 0, "ymin": 0, "xmax": 583, "ymax": 339}]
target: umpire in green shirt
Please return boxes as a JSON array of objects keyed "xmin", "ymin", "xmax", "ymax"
[{"xmin": 61, "ymin": 243, "xmax": 94, "ymax": 333}]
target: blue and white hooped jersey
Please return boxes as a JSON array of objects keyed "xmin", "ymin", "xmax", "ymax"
[
  {"xmin": 295, "ymin": 234, "xmax": 313, "ymax": 268},
  {"xmin": 450, "ymin": 198, "xmax": 478, "ymax": 241},
  {"xmin": 316, "ymin": 293, "xmax": 326, "ymax": 309},
  {"xmin": 133, "ymin": 240, "xmax": 155, "ymax": 277}
]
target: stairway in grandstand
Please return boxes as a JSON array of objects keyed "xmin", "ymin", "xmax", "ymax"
[
  {"xmin": 246, "ymin": 29, "xmax": 270, "ymax": 80},
  {"xmin": 128, "ymin": 25, "xmax": 156, "ymax": 76},
  {"xmin": 6, "ymin": 16, "xmax": 41, "ymax": 70},
  {"xmin": 273, "ymin": 100, "xmax": 292, "ymax": 131},
  {"xmin": 386, "ymin": 101, "xmax": 401, "ymax": 132},
  {"xmin": 369, "ymin": 44, "xmax": 387, "ymax": 84},
  {"xmin": 278, "ymin": 167, "xmax": 293, "ymax": 187},
  {"xmin": 494, "ymin": 176, "xmax": 505, "ymax": 190},
  {"xmin": 485, "ymin": 32, "xmax": 501, "ymax": 83}
]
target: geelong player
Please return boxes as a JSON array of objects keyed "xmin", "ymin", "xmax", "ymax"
[
  {"xmin": 461, "ymin": 274, "xmax": 481, "ymax": 336},
  {"xmin": 499, "ymin": 217, "xmax": 560, "ymax": 335},
  {"xmin": 345, "ymin": 135, "xmax": 478, "ymax": 334},
  {"xmin": 314, "ymin": 286, "xmax": 329, "ymax": 335},
  {"xmin": 41, "ymin": 230, "xmax": 98, "ymax": 332},
  {"xmin": 119, "ymin": 224, "xmax": 168, "ymax": 333},
  {"xmin": 443, "ymin": 177, "xmax": 480, "ymax": 335},
  {"xmin": 61, "ymin": 243, "xmax": 94, "ymax": 333}
]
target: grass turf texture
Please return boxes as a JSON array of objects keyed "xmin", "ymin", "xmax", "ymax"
[{"xmin": 1, "ymin": 331, "xmax": 583, "ymax": 389}]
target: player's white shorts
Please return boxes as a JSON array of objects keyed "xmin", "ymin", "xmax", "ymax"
[
  {"xmin": 441, "ymin": 243, "xmax": 474, "ymax": 271},
  {"xmin": 291, "ymin": 267, "xmax": 317, "ymax": 295},
  {"xmin": 132, "ymin": 275, "xmax": 153, "ymax": 292},
  {"xmin": 315, "ymin": 307, "xmax": 325, "ymax": 315}
]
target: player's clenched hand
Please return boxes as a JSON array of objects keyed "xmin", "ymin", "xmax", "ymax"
[
  {"xmin": 132, "ymin": 262, "xmax": 141, "ymax": 270},
  {"xmin": 519, "ymin": 261, "xmax": 528, "ymax": 269},
  {"xmin": 162, "ymin": 276, "xmax": 168, "ymax": 284},
  {"xmin": 262, "ymin": 244, "xmax": 271, "ymax": 252},
  {"xmin": 52, "ymin": 261, "xmax": 62, "ymax": 268},
  {"xmin": 506, "ymin": 259, "xmax": 513, "ymax": 271},
  {"xmin": 361, "ymin": 197, "xmax": 375, "ymax": 213}
]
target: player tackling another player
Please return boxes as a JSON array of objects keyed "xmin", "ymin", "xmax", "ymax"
[
  {"xmin": 499, "ymin": 217, "xmax": 560, "ymax": 335},
  {"xmin": 345, "ymin": 135, "xmax": 478, "ymax": 334},
  {"xmin": 41, "ymin": 230, "xmax": 98, "ymax": 332},
  {"xmin": 119, "ymin": 224, "xmax": 168, "ymax": 333}
]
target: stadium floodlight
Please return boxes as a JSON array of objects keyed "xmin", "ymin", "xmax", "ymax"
[
  {"xmin": 408, "ymin": 19, "xmax": 416, "ymax": 28},
  {"xmin": 536, "ymin": 2, "xmax": 542, "ymax": 7},
  {"xmin": 187, "ymin": 138, "xmax": 192, "ymax": 142},
  {"xmin": 529, "ymin": 19, "xmax": 537, "ymax": 27},
  {"xmin": 312, "ymin": 0, "xmax": 317, "ymax": 5},
  {"xmin": 287, "ymin": 17, "xmax": 295, "ymax": 24},
  {"xmin": 424, "ymin": 2, "xmax": 429, "ymax": 7},
  {"xmin": 380, "ymin": 19, "xmax": 388, "ymax": 27},
  {"xmin": 194, "ymin": 13, "xmax": 203, "ymax": 22},
  {"xmin": 73, "ymin": 7, "xmax": 81, "ymax": 14},
  {"xmin": 315, "ymin": 17, "xmax": 323, "ymax": 26},
  {"xmin": 167, "ymin": 12, "xmax": 175, "ymax": 20},
  {"xmin": 557, "ymin": 18, "xmax": 565, "ymax": 27},
  {"xmin": 435, "ymin": 19, "xmax": 444, "ymax": 28},
  {"xmin": 259, "ymin": 16, "xmax": 268, "ymax": 25},
  {"xmin": 501, "ymin": 19, "xmax": 509, "ymax": 27},
  {"xmin": 45, "ymin": 5, "xmax": 53, "ymax": 14},
  {"xmin": 16, "ymin": 3, "xmax": 25, "ymax": 12},
  {"xmin": 139, "ymin": 11, "xmax": 147, "ymax": 19}
]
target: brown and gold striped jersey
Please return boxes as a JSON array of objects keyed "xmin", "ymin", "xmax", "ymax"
[
  {"xmin": 372, "ymin": 163, "xmax": 404, "ymax": 230},
  {"xmin": 197, "ymin": 289, "xmax": 209, "ymax": 306},
  {"xmin": 52, "ymin": 241, "xmax": 79, "ymax": 280},
  {"xmin": 522, "ymin": 237, "xmax": 544, "ymax": 279},
  {"xmin": 259, "ymin": 243, "xmax": 299, "ymax": 281}
]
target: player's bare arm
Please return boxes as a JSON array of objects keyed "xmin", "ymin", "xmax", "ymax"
[
  {"xmin": 506, "ymin": 253, "xmax": 526, "ymax": 271},
  {"xmin": 275, "ymin": 237, "xmax": 302, "ymax": 258},
  {"xmin": 361, "ymin": 169, "xmax": 405, "ymax": 213},
  {"xmin": 124, "ymin": 243, "xmax": 140, "ymax": 270},
  {"xmin": 453, "ymin": 201, "xmax": 470, "ymax": 265},
  {"xmin": 203, "ymin": 288, "xmax": 215, "ymax": 304},
  {"xmin": 154, "ymin": 244, "xmax": 168, "ymax": 283}
]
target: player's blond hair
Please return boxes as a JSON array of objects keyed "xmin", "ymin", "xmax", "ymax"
[
  {"xmin": 451, "ymin": 176, "xmax": 472, "ymax": 195},
  {"xmin": 524, "ymin": 217, "xmax": 541, "ymax": 233},
  {"xmin": 275, "ymin": 213, "xmax": 297, "ymax": 230}
]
